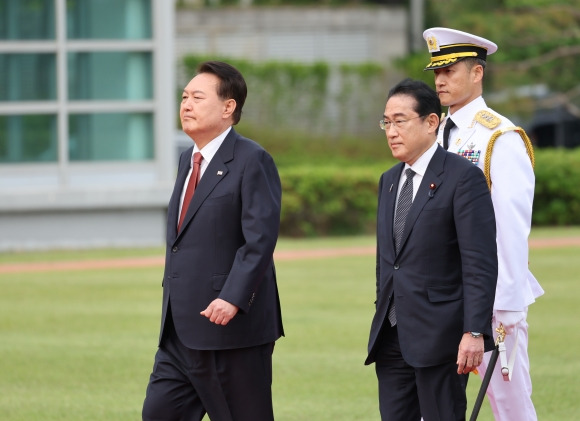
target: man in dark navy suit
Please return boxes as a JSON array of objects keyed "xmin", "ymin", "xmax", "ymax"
[
  {"xmin": 365, "ymin": 79, "xmax": 498, "ymax": 421},
  {"xmin": 142, "ymin": 61, "xmax": 283, "ymax": 421}
]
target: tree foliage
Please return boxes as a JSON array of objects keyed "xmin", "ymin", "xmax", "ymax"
[{"xmin": 402, "ymin": 0, "xmax": 580, "ymax": 119}]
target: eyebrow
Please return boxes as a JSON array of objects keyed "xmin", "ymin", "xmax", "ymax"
[
  {"xmin": 383, "ymin": 112, "xmax": 407, "ymax": 119},
  {"xmin": 183, "ymin": 89, "xmax": 206, "ymax": 95}
]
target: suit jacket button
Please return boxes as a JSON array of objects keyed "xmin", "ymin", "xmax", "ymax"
[
  {"xmin": 172, "ymin": 246, "xmax": 178, "ymax": 253},
  {"xmin": 394, "ymin": 264, "xmax": 400, "ymax": 270}
]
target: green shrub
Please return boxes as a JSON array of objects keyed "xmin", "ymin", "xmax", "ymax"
[
  {"xmin": 533, "ymin": 148, "xmax": 580, "ymax": 225},
  {"xmin": 279, "ymin": 165, "xmax": 384, "ymax": 236},
  {"xmin": 276, "ymin": 147, "xmax": 580, "ymax": 236}
]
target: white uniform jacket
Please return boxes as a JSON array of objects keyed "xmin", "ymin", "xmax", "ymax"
[{"xmin": 437, "ymin": 96, "xmax": 544, "ymax": 312}]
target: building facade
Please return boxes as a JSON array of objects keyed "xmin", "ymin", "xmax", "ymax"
[
  {"xmin": 0, "ymin": 0, "xmax": 175, "ymax": 250},
  {"xmin": 0, "ymin": 1, "xmax": 410, "ymax": 251},
  {"xmin": 175, "ymin": 6, "xmax": 407, "ymax": 73}
]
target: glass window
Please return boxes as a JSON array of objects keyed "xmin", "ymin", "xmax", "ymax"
[
  {"xmin": 69, "ymin": 112, "xmax": 153, "ymax": 161},
  {"xmin": 0, "ymin": 114, "xmax": 58, "ymax": 163},
  {"xmin": 67, "ymin": 0, "xmax": 152, "ymax": 40},
  {"xmin": 0, "ymin": 0, "xmax": 55, "ymax": 40},
  {"xmin": 68, "ymin": 52, "xmax": 153, "ymax": 100},
  {"xmin": 0, "ymin": 54, "xmax": 57, "ymax": 101}
]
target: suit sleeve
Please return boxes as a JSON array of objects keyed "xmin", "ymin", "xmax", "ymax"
[
  {"xmin": 218, "ymin": 148, "xmax": 282, "ymax": 313},
  {"xmin": 453, "ymin": 163, "xmax": 498, "ymax": 335},
  {"xmin": 375, "ymin": 174, "xmax": 384, "ymax": 299}
]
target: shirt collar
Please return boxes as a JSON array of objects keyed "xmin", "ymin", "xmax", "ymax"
[
  {"xmin": 406, "ymin": 140, "xmax": 438, "ymax": 177},
  {"xmin": 191, "ymin": 126, "xmax": 232, "ymax": 164}
]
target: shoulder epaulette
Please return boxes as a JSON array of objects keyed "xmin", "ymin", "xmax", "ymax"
[{"xmin": 474, "ymin": 110, "xmax": 501, "ymax": 129}]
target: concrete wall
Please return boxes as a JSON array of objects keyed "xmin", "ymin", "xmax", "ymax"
[
  {"xmin": 1, "ymin": 208, "xmax": 167, "ymax": 251},
  {"xmin": 175, "ymin": 6, "xmax": 408, "ymax": 81},
  {"xmin": 174, "ymin": 6, "xmax": 408, "ymax": 136}
]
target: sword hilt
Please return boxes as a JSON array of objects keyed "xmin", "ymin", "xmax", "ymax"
[{"xmin": 495, "ymin": 322, "xmax": 506, "ymax": 345}]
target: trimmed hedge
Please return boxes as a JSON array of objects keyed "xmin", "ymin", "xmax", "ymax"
[
  {"xmin": 278, "ymin": 148, "xmax": 580, "ymax": 236},
  {"xmin": 279, "ymin": 165, "xmax": 383, "ymax": 237},
  {"xmin": 533, "ymin": 148, "xmax": 580, "ymax": 225}
]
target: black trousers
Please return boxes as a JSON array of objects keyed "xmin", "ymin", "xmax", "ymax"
[
  {"xmin": 142, "ymin": 309, "xmax": 275, "ymax": 421},
  {"xmin": 374, "ymin": 324, "xmax": 467, "ymax": 421}
]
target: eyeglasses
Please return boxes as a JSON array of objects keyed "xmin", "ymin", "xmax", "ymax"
[{"xmin": 379, "ymin": 115, "xmax": 425, "ymax": 131}]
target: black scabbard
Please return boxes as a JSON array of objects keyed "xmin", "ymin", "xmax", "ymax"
[{"xmin": 469, "ymin": 345, "xmax": 499, "ymax": 421}]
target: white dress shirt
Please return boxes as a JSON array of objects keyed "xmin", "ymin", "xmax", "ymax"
[
  {"xmin": 177, "ymin": 127, "xmax": 231, "ymax": 224},
  {"xmin": 395, "ymin": 140, "xmax": 438, "ymax": 203}
]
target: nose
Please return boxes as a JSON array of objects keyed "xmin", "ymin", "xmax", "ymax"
[
  {"xmin": 181, "ymin": 98, "xmax": 192, "ymax": 111},
  {"xmin": 386, "ymin": 123, "xmax": 398, "ymax": 136}
]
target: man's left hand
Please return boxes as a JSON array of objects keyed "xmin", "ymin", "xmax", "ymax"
[
  {"xmin": 495, "ymin": 310, "xmax": 525, "ymax": 335},
  {"xmin": 200, "ymin": 299, "xmax": 239, "ymax": 325},
  {"xmin": 456, "ymin": 333, "xmax": 484, "ymax": 374}
]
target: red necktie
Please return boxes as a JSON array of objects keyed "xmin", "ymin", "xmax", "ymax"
[{"xmin": 178, "ymin": 152, "xmax": 202, "ymax": 232}]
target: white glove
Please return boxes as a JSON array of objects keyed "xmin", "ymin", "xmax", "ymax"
[{"xmin": 495, "ymin": 310, "xmax": 525, "ymax": 335}]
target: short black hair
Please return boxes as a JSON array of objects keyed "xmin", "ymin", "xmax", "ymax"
[
  {"xmin": 387, "ymin": 78, "xmax": 441, "ymax": 122},
  {"xmin": 462, "ymin": 57, "xmax": 487, "ymax": 83},
  {"xmin": 197, "ymin": 61, "xmax": 247, "ymax": 125},
  {"xmin": 463, "ymin": 57, "xmax": 487, "ymax": 72}
]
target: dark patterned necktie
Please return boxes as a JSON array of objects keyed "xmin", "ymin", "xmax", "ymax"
[
  {"xmin": 393, "ymin": 168, "xmax": 415, "ymax": 254},
  {"xmin": 389, "ymin": 168, "xmax": 415, "ymax": 326},
  {"xmin": 442, "ymin": 117, "xmax": 456, "ymax": 150}
]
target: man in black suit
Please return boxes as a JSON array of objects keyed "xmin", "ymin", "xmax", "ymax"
[
  {"xmin": 365, "ymin": 79, "xmax": 498, "ymax": 421},
  {"xmin": 142, "ymin": 61, "xmax": 283, "ymax": 421}
]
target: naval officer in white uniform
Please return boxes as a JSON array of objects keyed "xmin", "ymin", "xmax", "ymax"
[{"xmin": 422, "ymin": 27, "xmax": 544, "ymax": 421}]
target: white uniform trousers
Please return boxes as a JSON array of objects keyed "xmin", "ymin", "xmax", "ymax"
[{"xmin": 478, "ymin": 310, "xmax": 537, "ymax": 421}]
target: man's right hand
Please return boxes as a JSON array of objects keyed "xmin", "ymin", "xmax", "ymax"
[
  {"xmin": 456, "ymin": 333, "xmax": 484, "ymax": 374},
  {"xmin": 200, "ymin": 299, "xmax": 239, "ymax": 326}
]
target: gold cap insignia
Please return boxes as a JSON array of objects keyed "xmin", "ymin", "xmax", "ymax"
[{"xmin": 426, "ymin": 36, "xmax": 439, "ymax": 53}]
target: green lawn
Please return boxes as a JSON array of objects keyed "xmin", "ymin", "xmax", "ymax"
[{"xmin": 0, "ymin": 228, "xmax": 578, "ymax": 420}]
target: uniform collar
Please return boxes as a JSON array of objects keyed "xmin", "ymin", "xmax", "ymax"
[{"xmin": 446, "ymin": 96, "xmax": 487, "ymax": 128}]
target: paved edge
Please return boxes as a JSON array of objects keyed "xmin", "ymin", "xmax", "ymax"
[{"xmin": 0, "ymin": 237, "xmax": 579, "ymax": 274}]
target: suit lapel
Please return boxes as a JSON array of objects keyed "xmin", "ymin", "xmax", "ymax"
[
  {"xmin": 381, "ymin": 164, "xmax": 404, "ymax": 256},
  {"xmin": 175, "ymin": 129, "xmax": 237, "ymax": 240},
  {"xmin": 397, "ymin": 146, "xmax": 446, "ymax": 254}
]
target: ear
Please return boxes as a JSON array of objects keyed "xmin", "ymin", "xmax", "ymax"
[
  {"xmin": 472, "ymin": 63, "xmax": 484, "ymax": 84},
  {"xmin": 223, "ymin": 99, "xmax": 237, "ymax": 119},
  {"xmin": 426, "ymin": 113, "xmax": 440, "ymax": 134}
]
